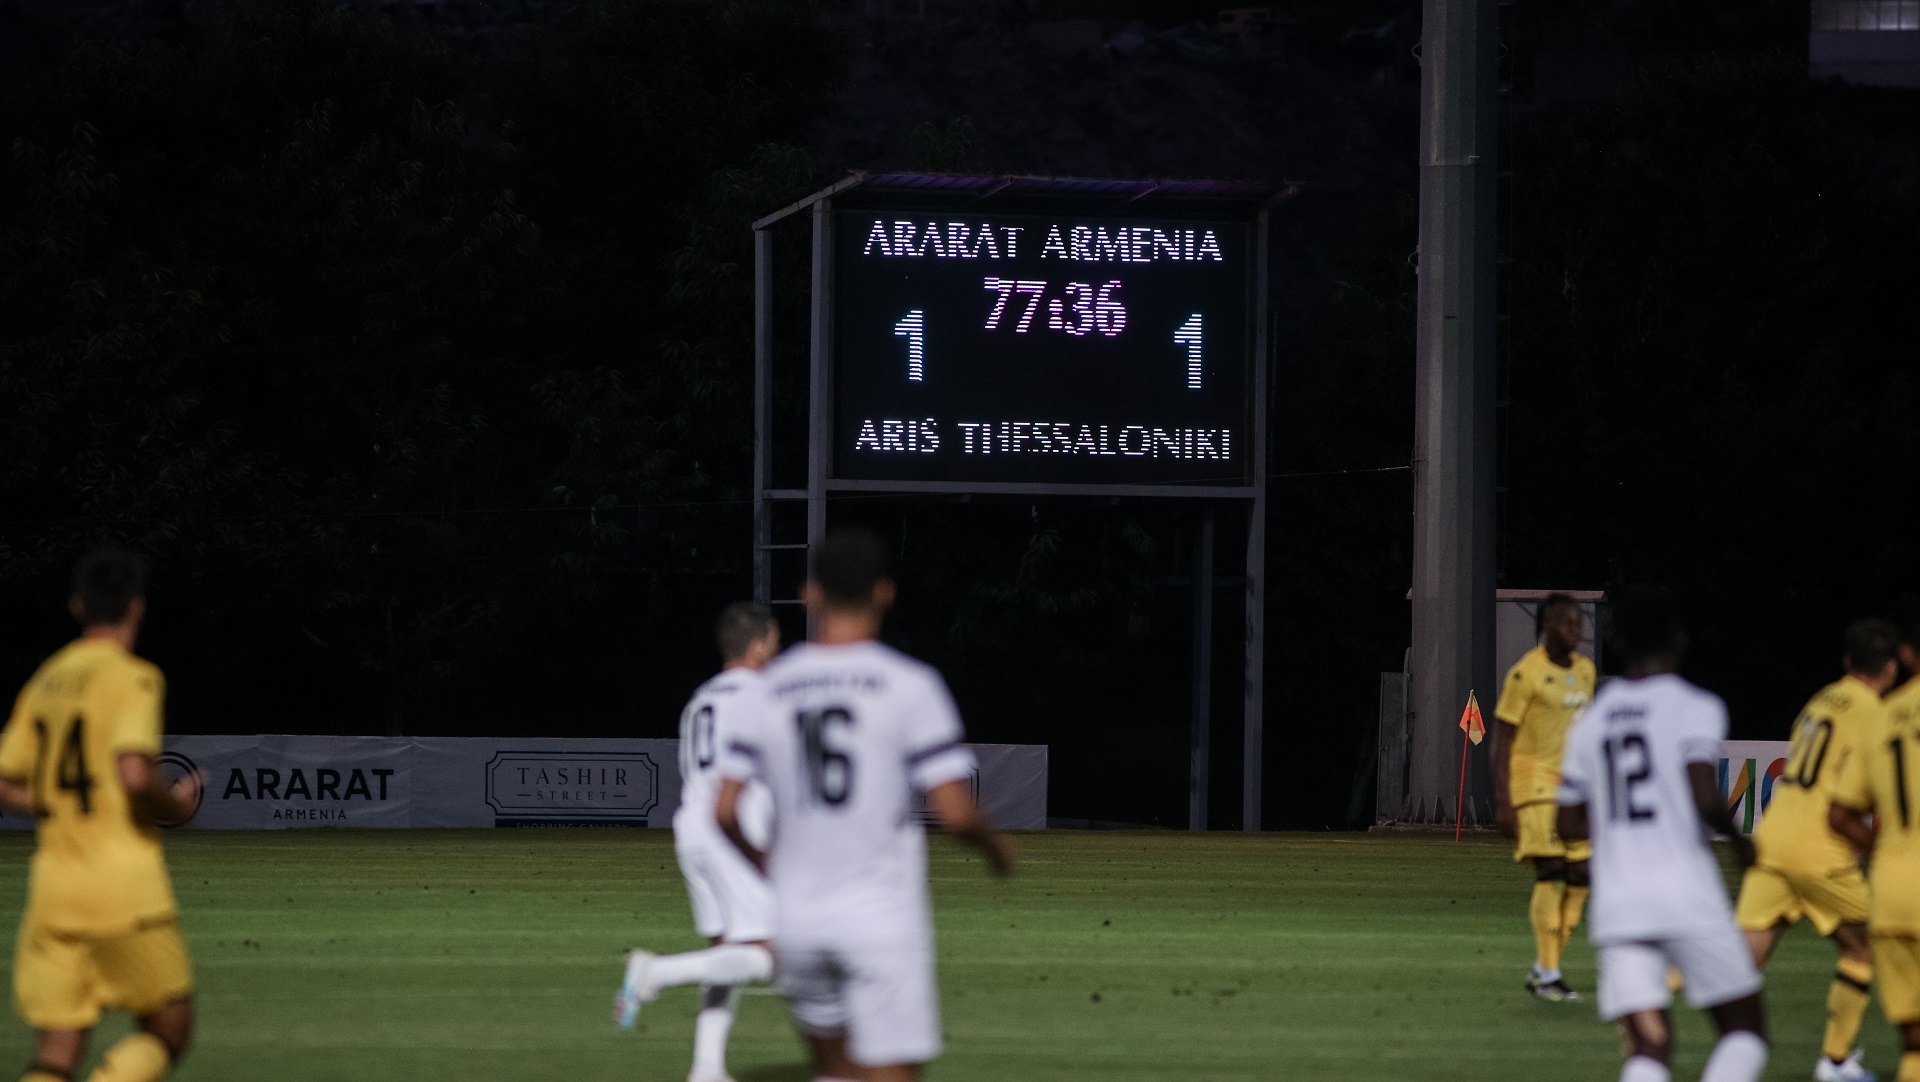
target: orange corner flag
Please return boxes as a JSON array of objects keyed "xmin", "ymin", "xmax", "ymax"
[{"xmin": 1459, "ymin": 691, "xmax": 1486, "ymax": 746}]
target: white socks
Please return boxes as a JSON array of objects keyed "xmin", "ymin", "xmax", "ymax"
[
  {"xmin": 1700, "ymin": 1032, "xmax": 1768, "ymax": 1082},
  {"xmin": 1616, "ymin": 1032, "xmax": 1764, "ymax": 1082},
  {"xmin": 1534, "ymin": 964, "xmax": 1562, "ymax": 983},
  {"xmin": 692, "ymin": 985, "xmax": 740, "ymax": 1078},
  {"xmin": 1621, "ymin": 1056, "xmax": 1670, "ymax": 1082},
  {"xmin": 649, "ymin": 943, "xmax": 773, "ymax": 990}
]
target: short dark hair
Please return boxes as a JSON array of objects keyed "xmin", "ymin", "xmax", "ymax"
[
  {"xmin": 1900, "ymin": 600, "xmax": 1920, "ymax": 650},
  {"xmin": 72, "ymin": 548, "xmax": 148, "ymax": 626},
  {"xmin": 1611, "ymin": 586, "xmax": 1684, "ymax": 662},
  {"xmin": 714, "ymin": 602, "xmax": 775, "ymax": 661},
  {"xmin": 1535, "ymin": 593, "xmax": 1581, "ymax": 636},
  {"xmin": 809, "ymin": 527, "xmax": 890, "ymax": 607},
  {"xmin": 1843, "ymin": 619, "xmax": 1901, "ymax": 675}
]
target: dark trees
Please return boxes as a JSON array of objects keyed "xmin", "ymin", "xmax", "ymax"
[{"xmin": 0, "ymin": 0, "xmax": 841, "ymax": 734}]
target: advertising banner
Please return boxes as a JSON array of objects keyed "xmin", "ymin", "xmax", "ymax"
[
  {"xmin": 1719, "ymin": 740, "xmax": 1791, "ymax": 836},
  {"xmin": 1, "ymin": 737, "xmax": 1048, "ymax": 831}
]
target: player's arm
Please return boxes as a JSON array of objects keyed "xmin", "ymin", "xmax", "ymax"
[
  {"xmin": 907, "ymin": 677, "xmax": 1013, "ymax": 877},
  {"xmin": 713, "ymin": 693, "xmax": 770, "ymax": 871},
  {"xmin": 119, "ymin": 754, "xmax": 200, "ymax": 827},
  {"xmin": 1828, "ymin": 730, "xmax": 1878, "ymax": 858},
  {"xmin": 0, "ymin": 698, "xmax": 38, "ymax": 816},
  {"xmin": 0, "ymin": 775, "xmax": 33, "ymax": 816},
  {"xmin": 1554, "ymin": 799, "xmax": 1588, "ymax": 842},
  {"xmin": 1555, "ymin": 725, "xmax": 1593, "ymax": 842},
  {"xmin": 1491, "ymin": 665, "xmax": 1529, "ymax": 838},
  {"xmin": 1829, "ymin": 801, "xmax": 1874, "ymax": 855},
  {"xmin": 925, "ymin": 779, "xmax": 1014, "ymax": 877},
  {"xmin": 1688, "ymin": 760, "xmax": 1755, "ymax": 868},
  {"xmin": 714, "ymin": 777, "xmax": 766, "ymax": 874},
  {"xmin": 1491, "ymin": 719, "xmax": 1521, "ymax": 837},
  {"xmin": 109, "ymin": 669, "xmax": 198, "ymax": 826}
]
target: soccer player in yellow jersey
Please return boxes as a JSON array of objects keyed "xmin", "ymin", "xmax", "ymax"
[
  {"xmin": 1736, "ymin": 619, "xmax": 1900, "ymax": 1082},
  {"xmin": 1493, "ymin": 593, "xmax": 1597, "ymax": 1002},
  {"xmin": 1830, "ymin": 616, "xmax": 1920, "ymax": 1082},
  {"xmin": 0, "ymin": 551, "xmax": 200, "ymax": 1082}
]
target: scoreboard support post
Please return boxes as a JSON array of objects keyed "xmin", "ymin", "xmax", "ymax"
[
  {"xmin": 806, "ymin": 199, "xmax": 834, "ymax": 639},
  {"xmin": 1189, "ymin": 508, "xmax": 1214, "ymax": 832},
  {"xmin": 752, "ymin": 227, "xmax": 774, "ymax": 605},
  {"xmin": 754, "ymin": 173, "xmax": 1287, "ymax": 830},
  {"xmin": 1243, "ymin": 205, "xmax": 1271, "ymax": 834}
]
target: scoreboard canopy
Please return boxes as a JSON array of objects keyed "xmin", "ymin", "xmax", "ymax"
[{"xmin": 831, "ymin": 204, "xmax": 1258, "ymax": 489}]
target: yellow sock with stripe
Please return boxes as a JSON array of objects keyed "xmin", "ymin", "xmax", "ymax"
[
  {"xmin": 83, "ymin": 1033, "xmax": 171, "ymax": 1082},
  {"xmin": 22, "ymin": 1069, "xmax": 69, "ymax": 1082},
  {"xmin": 1821, "ymin": 957, "xmax": 1873, "ymax": 1063},
  {"xmin": 1531, "ymin": 880, "xmax": 1566, "ymax": 972},
  {"xmin": 1898, "ymin": 1052, "xmax": 1920, "ymax": 1082},
  {"xmin": 1558, "ymin": 884, "xmax": 1589, "ymax": 954}
]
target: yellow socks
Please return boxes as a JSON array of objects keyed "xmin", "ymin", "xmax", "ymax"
[
  {"xmin": 23, "ymin": 1069, "xmax": 69, "ymax": 1082},
  {"xmin": 1558, "ymin": 884, "xmax": 1589, "ymax": 954},
  {"xmin": 84, "ymin": 1033, "xmax": 170, "ymax": 1082},
  {"xmin": 1531, "ymin": 880, "xmax": 1566, "ymax": 972},
  {"xmin": 1822, "ymin": 957, "xmax": 1873, "ymax": 1064},
  {"xmin": 1898, "ymin": 1051, "xmax": 1920, "ymax": 1082}
]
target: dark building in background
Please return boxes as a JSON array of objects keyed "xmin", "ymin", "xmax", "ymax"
[{"xmin": 1813, "ymin": 0, "xmax": 1920, "ymax": 86}]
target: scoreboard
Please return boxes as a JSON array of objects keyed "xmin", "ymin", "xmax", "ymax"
[{"xmin": 832, "ymin": 209, "xmax": 1254, "ymax": 488}]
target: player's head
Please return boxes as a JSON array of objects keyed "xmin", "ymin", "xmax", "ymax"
[
  {"xmin": 69, "ymin": 548, "xmax": 148, "ymax": 632},
  {"xmin": 715, "ymin": 601, "xmax": 779, "ymax": 670},
  {"xmin": 1610, "ymin": 586, "xmax": 1685, "ymax": 667},
  {"xmin": 804, "ymin": 527, "xmax": 895, "ymax": 620},
  {"xmin": 1842, "ymin": 618, "xmax": 1901, "ymax": 693},
  {"xmin": 1900, "ymin": 605, "xmax": 1920, "ymax": 679},
  {"xmin": 1537, "ymin": 593, "xmax": 1583, "ymax": 653}
]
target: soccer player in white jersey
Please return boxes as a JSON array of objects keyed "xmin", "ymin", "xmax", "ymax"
[
  {"xmin": 615, "ymin": 602, "xmax": 781, "ymax": 1082},
  {"xmin": 714, "ymin": 527, "xmax": 1014, "ymax": 1082},
  {"xmin": 1557, "ymin": 588, "xmax": 1769, "ymax": 1082}
]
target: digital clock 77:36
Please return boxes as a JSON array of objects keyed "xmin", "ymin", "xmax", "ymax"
[{"xmin": 891, "ymin": 276, "xmax": 1209, "ymax": 391}]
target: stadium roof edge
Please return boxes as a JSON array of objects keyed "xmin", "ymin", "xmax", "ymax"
[{"xmin": 752, "ymin": 171, "xmax": 1299, "ymax": 229}]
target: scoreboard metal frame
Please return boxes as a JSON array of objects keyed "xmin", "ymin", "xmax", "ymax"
[{"xmin": 751, "ymin": 172, "xmax": 1289, "ymax": 831}]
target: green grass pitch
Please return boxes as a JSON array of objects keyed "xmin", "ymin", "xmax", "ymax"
[{"xmin": 0, "ymin": 830, "xmax": 1892, "ymax": 1080}]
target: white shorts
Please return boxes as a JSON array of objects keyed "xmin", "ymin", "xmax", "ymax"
[
  {"xmin": 776, "ymin": 937, "xmax": 941, "ymax": 1067},
  {"xmin": 1596, "ymin": 924, "xmax": 1763, "ymax": 1020},
  {"xmin": 674, "ymin": 830, "xmax": 773, "ymax": 944}
]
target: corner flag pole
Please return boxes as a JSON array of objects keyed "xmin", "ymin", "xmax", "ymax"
[{"xmin": 1455, "ymin": 691, "xmax": 1485, "ymax": 842}]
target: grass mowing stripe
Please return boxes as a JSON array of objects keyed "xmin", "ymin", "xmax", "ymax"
[{"xmin": 0, "ymin": 829, "xmax": 1891, "ymax": 1080}]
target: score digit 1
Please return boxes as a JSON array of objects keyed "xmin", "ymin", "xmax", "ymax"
[
  {"xmin": 1174, "ymin": 313, "xmax": 1203, "ymax": 389},
  {"xmin": 894, "ymin": 309, "xmax": 926, "ymax": 382}
]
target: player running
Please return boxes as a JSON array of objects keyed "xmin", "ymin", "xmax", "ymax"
[
  {"xmin": 615, "ymin": 603, "xmax": 783, "ymax": 1082},
  {"xmin": 1830, "ymin": 615, "xmax": 1920, "ymax": 1082},
  {"xmin": 714, "ymin": 527, "xmax": 1013, "ymax": 1082},
  {"xmin": 1734, "ymin": 620, "xmax": 1900, "ymax": 1082},
  {"xmin": 1557, "ymin": 588, "xmax": 1769, "ymax": 1082},
  {"xmin": 0, "ymin": 551, "xmax": 201, "ymax": 1082},
  {"xmin": 1493, "ymin": 593, "xmax": 1597, "ymax": 1001}
]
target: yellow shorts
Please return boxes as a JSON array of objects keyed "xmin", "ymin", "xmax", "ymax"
[
  {"xmin": 1514, "ymin": 802, "xmax": 1591, "ymax": 863},
  {"xmin": 14, "ymin": 916, "xmax": 193, "ymax": 1030},
  {"xmin": 1875, "ymin": 934, "xmax": 1920, "ymax": 1025},
  {"xmin": 1735, "ymin": 864, "xmax": 1870, "ymax": 937}
]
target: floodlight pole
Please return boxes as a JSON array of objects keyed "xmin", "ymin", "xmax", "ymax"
[{"xmin": 1409, "ymin": 0, "xmax": 1499, "ymax": 824}]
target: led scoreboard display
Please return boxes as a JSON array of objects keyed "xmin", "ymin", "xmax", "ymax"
[{"xmin": 833, "ymin": 210, "xmax": 1252, "ymax": 487}]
